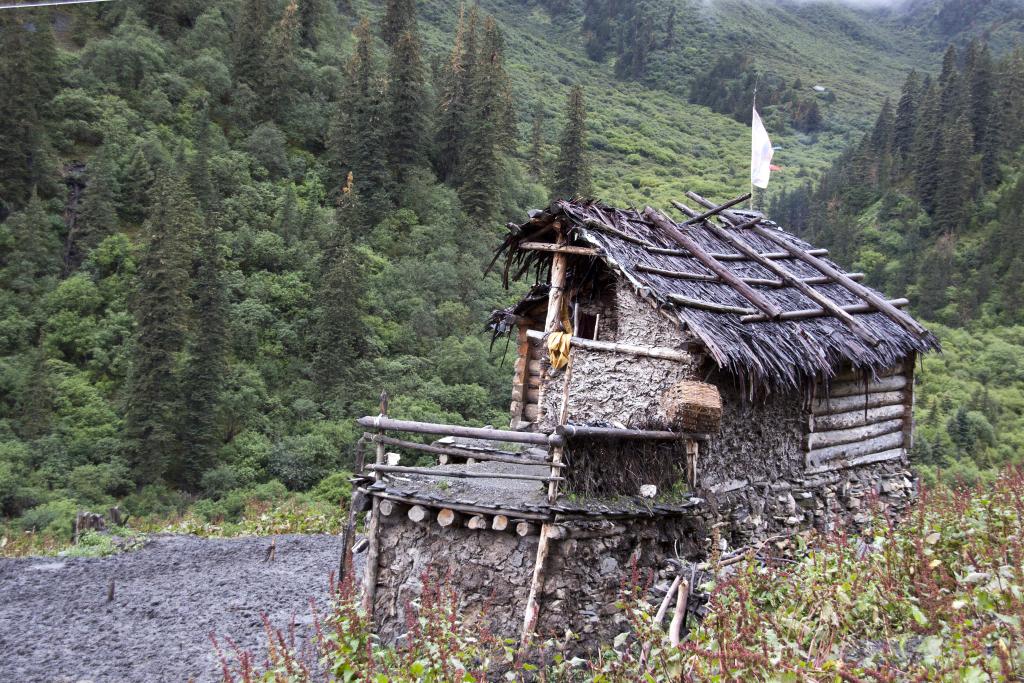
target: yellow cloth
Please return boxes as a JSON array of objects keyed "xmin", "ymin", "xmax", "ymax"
[
  {"xmin": 546, "ymin": 304, "xmax": 574, "ymax": 370},
  {"xmin": 547, "ymin": 331, "xmax": 572, "ymax": 369}
]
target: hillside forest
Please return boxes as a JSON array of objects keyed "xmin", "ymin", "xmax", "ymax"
[{"xmin": 1, "ymin": 0, "xmax": 1023, "ymax": 541}]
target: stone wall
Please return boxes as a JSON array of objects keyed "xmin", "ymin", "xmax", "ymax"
[{"xmin": 369, "ymin": 459, "xmax": 917, "ymax": 651}]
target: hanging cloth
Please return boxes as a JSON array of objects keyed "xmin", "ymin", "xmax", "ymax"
[{"xmin": 546, "ymin": 303, "xmax": 574, "ymax": 370}]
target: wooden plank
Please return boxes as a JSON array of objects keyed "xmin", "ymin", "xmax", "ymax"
[
  {"xmin": 557, "ymin": 424, "xmax": 708, "ymax": 441},
  {"xmin": 902, "ymin": 356, "xmax": 916, "ymax": 452},
  {"xmin": 356, "ymin": 416, "xmax": 552, "ymax": 446},
  {"xmin": 819, "ymin": 374, "xmax": 907, "ymax": 398},
  {"xmin": 810, "ymin": 404, "xmax": 905, "ymax": 432},
  {"xmin": 518, "ymin": 241, "xmax": 601, "ymax": 256},
  {"xmin": 812, "ymin": 391, "xmax": 905, "ymax": 415},
  {"xmin": 665, "ymin": 293, "xmax": 756, "ymax": 315},
  {"xmin": 365, "ymin": 464, "xmax": 561, "ymax": 483},
  {"xmin": 643, "ymin": 207, "xmax": 784, "ymax": 319},
  {"xmin": 831, "ymin": 364, "xmax": 902, "ymax": 383},
  {"xmin": 673, "ymin": 200, "xmax": 879, "ymax": 346},
  {"xmin": 742, "ymin": 299, "xmax": 908, "ymax": 323},
  {"xmin": 806, "ymin": 431, "xmax": 904, "ymax": 469},
  {"xmin": 806, "ymin": 418, "xmax": 905, "ymax": 451},
  {"xmin": 525, "ymin": 329, "xmax": 691, "ymax": 363}
]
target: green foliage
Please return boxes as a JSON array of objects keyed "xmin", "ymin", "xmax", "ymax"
[{"xmin": 550, "ymin": 85, "xmax": 592, "ymax": 200}]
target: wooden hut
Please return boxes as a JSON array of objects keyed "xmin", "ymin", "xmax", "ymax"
[{"xmin": 349, "ymin": 192, "xmax": 939, "ymax": 652}]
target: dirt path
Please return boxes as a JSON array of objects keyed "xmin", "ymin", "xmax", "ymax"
[{"xmin": 0, "ymin": 534, "xmax": 356, "ymax": 683}]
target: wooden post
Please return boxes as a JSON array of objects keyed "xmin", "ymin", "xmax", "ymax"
[
  {"xmin": 521, "ymin": 350, "xmax": 574, "ymax": 650},
  {"xmin": 361, "ymin": 392, "xmax": 388, "ymax": 616},
  {"xmin": 685, "ymin": 439, "xmax": 699, "ymax": 490},
  {"xmin": 669, "ymin": 579, "xmax": 690, "ymax": 646},
  {"xmin": 544, "ymin": 233, "xmax": 569, "ymax": 333}
]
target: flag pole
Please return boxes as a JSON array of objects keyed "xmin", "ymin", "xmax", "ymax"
[{"xmin": 751, "ymin": 82, "xmax": 757, "ymax": 211}]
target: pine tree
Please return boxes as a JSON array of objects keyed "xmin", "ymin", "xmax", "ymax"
[
  {"xmin": 299, "ymin": 0, "xmax": 326, "ymax": 48},
  {"xmin": 892, "ymin": 70, "xmax": 921, "ymax": 167},
  {"xmin": 964, "ymin": 41, "xmax": 1000, "ymax": 188},
  {"xmin": 177, "ymin": 221, "xmax": 228, "ymax": 490},
  {"xmin": 912, "ymin": 78, "xmax": 942, "ymax": 215},
  {"xmin": 550, "ymin": 85, "xmax": 592, "ymax": 200},
  {"xmin": 76, "ymin": 149, "xmax": 120, "ymax": 261},
  {"xmin": 868, "ymin": 98, "xmax": 894, "ymax": 190},
  {"xmin": 458, "ymin": 16, "xmax": 514, "ymax": 221},
  {"xmin": 233, "ymin": 0, "xmax": 277, "ymax": 94},
  {"xmin": 529, "ymin": 101, "xmax": 545, "ymax": 181},
  {"xmin": 435, "ymin": 5, "xmax": 475, "ymax": 183},
  {"xmin": 385, "ymin": 27, "xmax": 429, "ymax": 179},
  {"xmin": 1, "ymin": 193, "xmax": 59, "ymax": 296},
  {"xmin": 188, "ymin": 116, "xmax": 220, "ymax": 211},
  {"xmin": 933, "ymin": 111, "xmax": 975, "ymax": 235},
  {"xmin": 380, "ymin": 0, "xmax": 415, "ymax": 45},
  {"xmin": 265, "ymin": 0, "xmax": 301, "ymax": 120},
  {"xmin": 120, "ymin": 147, "xmax": 156, "ymax": 224},
  {"xmin": 0, "ymin": 10, "xmax": 58, "ymax": 214},
  {"xmin": 329, "ymin": 18, "xmax": 390, "ymax": 198},
  {"xmin": 313, "ymin": 181, "xmax": 365, "ymax": 407},
  {"xmin": 125, "ymin": 171, "xmax": 198, "ymax": 485}
]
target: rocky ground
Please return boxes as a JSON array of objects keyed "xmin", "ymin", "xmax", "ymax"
[{"xmin": 0, "ymin": 533, "xmax": 358, "ymax": 683}]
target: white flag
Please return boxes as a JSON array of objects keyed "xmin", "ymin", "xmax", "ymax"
[{"xmin": 751, "ymin": 106, "xmax": 774, "ymax": 189}]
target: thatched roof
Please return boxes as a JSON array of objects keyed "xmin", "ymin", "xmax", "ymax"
[{"xmin": 492, "ymin": 193, "xmax": 939, "ymax": 391}]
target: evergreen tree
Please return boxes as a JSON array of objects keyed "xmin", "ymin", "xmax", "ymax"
[
  {"xmin": 233, "ymin": 0, "xmax": 277, "ymax": 94},
  {"xmin": 120, "ymin": 147, "xmax": 156, "ymax": 224},
  {"xmin": 385, "ymin": 27, "xmax": 429, "ymax": 179},
  {"xmin": 329, "ymin": 18, "xmax": 390, "ymax": 198},
  {"xmin": 458, "ymin": 16, "xmax": 514, "ymax": 221},
  {"xmin": 933, "ymin": 111, "xmax": 975, "ymax": 235},
  {"xmin": 867, "ymin": 98, "xmax": 894, "ymax": 190},
  {"xmin": 0, "ymin": 10, "xmax": 58, "ymax": 215},
  {"xmin": 1, "ymin": 193, "xmax": 59, "ymax": 296},
  {"xmin": 550, "ymin": 85, "xmax": 592, "ymax": 200},
  {"xmin": 313, "ymin": 180, "xmax": 365, "ymax": 407},
  {"xmin": 125, "ymin": 172, "xmax": 197, "ymax": 484},
  {"xmin": 188, "ymin": 116, "xmax": 219, "ymax": 211},
  {"xmin": 529, "ymin": 101, "xmax": 545, "ymax": 181},
  {"xmin": 76, "ymin": 149, "xmax": 121, "ymax": 262},
  {"xmin": 298, "ymin": 0, "xmax": 326, "ymax": 48},
  {"xmin": 435, "ymin": 5, "xmax": 476, "ymax": 183},
  {"xmin": 380, "ymin": 0, "xmax": 415, "ymax": 45},
  {"xmin": 892, "ymin": 70, "xmax": 921, "ymax": 167},
  {"xmin": 177, "ymin": 221, "xmax": 228, "ymax": 490},
  {"xmin": 964, "ymin": 41, "xmax": 999, "ymax": 188},
  {"xmin": 912, "ymin": 78, "xmax": 942, "ymax": 215},
  {"xmin": 265, "ymin": 0, "xmax": 301, "ymax": 120}
]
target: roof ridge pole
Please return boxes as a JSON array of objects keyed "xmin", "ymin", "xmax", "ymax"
[
  {"xmin": 642, "ymin": 207, "xmax": 784, "ymax": 320},
  {"xmin": 684, "ymin": 191, "xmax": 930, "ymax": 339},
  {"xmin": 671, "ymin": 200, "xmax": 882, "ymax": 347}
]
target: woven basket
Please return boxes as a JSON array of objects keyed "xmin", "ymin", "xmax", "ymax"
[{"xmin": 660, "ymin": 380, "xmax": 723, "ymax": 433}]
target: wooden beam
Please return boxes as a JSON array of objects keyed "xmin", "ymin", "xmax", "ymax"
[
  {"xmin": 646, "ymin": 246, "xmax": 830, "ymax": 260},
  {"xmin": 355, "ymin": 416, "xmax": 553, "ymax": 446},
  {"xmin": 545, "ymin": 234, "xmax": 570, "ymax": 333},
  {"xmin": 819, "ymin": 374, "xmax": 908, "ymax": 398},
  {"xmin": 437, "ymin": 509, "xmax": 459, "ymax": 528},
  {"xmin": 557, "ymin": 424, "xmax": 708, "ymax": 441},
  {"xmin": 805, "ymin": 448, "xmax": 905, "ymax": 475},
  {"xmin": 636, "ymin": 263, "xmax": 865, "ymax": 286},
  {"xmin": 686, "ymin": 192, "xmax": 929, "ymax": 339},
  {"xmin": 672, "ymin": 200, "xmax": 880, "ymax": 346},
  {"xmin": 518, "ymin": 241, "xmax": 601, "ymax": 257},
  {"xmin": 366, "ymin": 489, "xmax": 551, "ymax": 522},
  {"xmin": 806, "ymin": 418, "xmax": 905, "ymax": 451},
  {"xmin": 807, "ymin": 430, "xmax": 905, "ymax": 468},
  {"xmin": 407, "ymin": 505, "xmax": 429, "ymax": 523},
  {"xmin": 491, "ymin": 514, "xmax": 510, "ymax": 531},
  {"xmin": 516, "ymin": 522, "xmax": 540, "ymax": 537},
  {"xmin": 643, "ymin": 207, "xmax": 783, "ymax": 319},
  {"xmin": 665, "ymin": 293, "xmax": 756, "ymax": 315},
  {"xmin": 366, "ymin": 433, "xmax": 554, "ymax": 467},
  {"xmin": 365, "ymin": 464, "xmax": 562, "ymax": 483},
  {"xmin": 813, "ymin": 390, "xmax": 905, "ymax": 416},
  {"xmin": 809, "ymin": 404, "xmax": 905, "ymax": 432},
  {"xmin": 741, "ymin": 299, "xmax": 909, "ymax": 323},
  {"xmin": 525, "ymin": 329, "xmax": 691, "ymax": 363},
  {"xmin": 682, "ymin": 193, "xmax": 751, "ymax": 225},
  {"xmin": 466, "ymin": 514, "xmax": 489, "ymax": 530}
]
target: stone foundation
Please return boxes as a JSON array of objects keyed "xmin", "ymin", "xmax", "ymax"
[{"xmin": 369, "ymin": 459, "xmax": 917, "ymax": 651}]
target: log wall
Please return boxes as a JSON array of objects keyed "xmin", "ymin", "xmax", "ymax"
[{"xmin": 804, "ymin": 364, "xmax": 914, "ymax": 474}]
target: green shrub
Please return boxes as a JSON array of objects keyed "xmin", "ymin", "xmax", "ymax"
[
  {"xmin": 66, "ymin": 461, "xmax": 133, "ymax": 506},
  {"xmin": 268, "ymin": 434, "xmax": 338, "ymax": 490},
  {"xmin": 16, "ymin": 499, "xmax": 78, "ymax": 540},
  {"xmin": 310, "ymin": 471, "xmax": 352, "ymax": 507},
  {"xmin": 200, "ymin": 464, "xmax": 257, "ymax": 498},
  {"xmin": 121, "ymin": 483, "xmax": 189, "ymax": 518}
]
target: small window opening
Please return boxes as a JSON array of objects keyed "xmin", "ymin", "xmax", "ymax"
[{"xmin": 576, "ymin": 312, "xmax": 599, "ymax": 340}]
